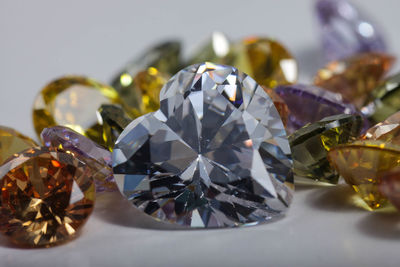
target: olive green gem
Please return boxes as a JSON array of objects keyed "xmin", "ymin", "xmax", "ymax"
[
  {"xmin": 289, "ymin": 114, "xmax": 362, "ymax": 184},
  {"xmin": 98, "ymin": 104, "xmax": 132, "ymax": 151},
  {"xmin": 369, "ymin": 73, "xmax": 400, "ymax": 123}
]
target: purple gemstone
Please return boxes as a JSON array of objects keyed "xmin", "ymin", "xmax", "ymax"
[
  {"xmin": 41, "ymin": 126, "xmax": 116, "ymax": 192},
  {"xmin": 315, "ymin": 0, "xmax": 386, "ymax": 61},
  {"xmin": 275, "ymin": 84, "xmax": 367, "ymax": 134}
]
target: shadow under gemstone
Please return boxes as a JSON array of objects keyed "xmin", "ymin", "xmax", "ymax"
[
  {"xmin": 357, "ymin": 211, "xmax": 400, "ymax": 240},
  {"xmin": 305, "ymin": 184, "xmax": 371, "ymax": 212}
]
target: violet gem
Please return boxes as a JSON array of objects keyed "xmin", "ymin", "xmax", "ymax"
[
  {"xmin": 275, "ymin": 84, "xmax": 366, "ymax": 134},
  {"xmin": 41, "ymin": 126, "xmax": 116, "ymax": 192},
  {"xmin": 315, "ymin": 0, "xmax": 386, "ymax": 61}
]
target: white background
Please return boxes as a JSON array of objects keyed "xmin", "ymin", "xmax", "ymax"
[{"xmin": 1, "ymin": 0, "xmax": 400, "ymax": 266}]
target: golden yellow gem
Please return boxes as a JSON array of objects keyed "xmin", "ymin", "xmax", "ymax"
[
  {"xmin": 328, "ymin": 140, "xmax": 400, "ymax": 210},
  {"xmin": 32, "ymin": 76, "xmax": 124, "ymax": 147},
  {"xmin": 232, "ymin": 37, "xmax": 298, "ymax": 88},
  {"xmin": 0, "ymin": 126, "xmax": 38, "ymax": 165}
]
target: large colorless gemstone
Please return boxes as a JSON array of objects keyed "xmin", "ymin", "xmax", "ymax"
[{"xmin": 112, "ymin": 62, "xmax": 293, "ymax": 228}]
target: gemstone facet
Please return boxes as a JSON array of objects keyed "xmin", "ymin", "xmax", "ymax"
[
  {"xmin": 232, "ymin": 37, "xmax": 298, "ymax": 88},
  {"xmin": 263, "ymin": 87, "xmax": 289, "ymax": 127},
  {"xmin": 111, "ymin": 41, "xmax": 181, "ymax": 114},
  {"xmin": 315, "ymin": 0, "xmax": 387, "ymax": 61},
  {"xmin": 41, "ymin": 126, "xmax": 115, "ymax": 192},
  {"xmin": 369, "ymin": 73, "xmax": 400, "ymax": 123},
  {"xmin": 32, "ymin": 76, "xmax": 124, "ymax": 147},
  {"xmin": 275, "ymin": 84, "xmax": 361, "ymax": 134},
  {"xmin": 113, "ymin": 62, "xmax": 293, "ymax": 228},
  {"xmin": 0, "ymin": 126, "xmax": 38, "ymax": 165},
  {"xmin": 98, "ymin": 104, "xmax": 133, "ymax": 151},
  {"xmin": 328, "ymin": 141, "xmax": 400, "ymax": 209},
  {"xmin": 188, "ymin": 32, "xmax": 232, "ymax": 65},
  {"xmin": 314, "ymin": 52, "xmax": 394, "ymax": 108},
  {"xmin": 289, "ymin": 114, "xmax": 362, "ymax": 184},
  {"xmin": 0, "ymin": 147, "xmax": 97, "ymax": 247},
  {"xmin": 362, "ymin": 111, "xmax": 400, "ymax": 145}
]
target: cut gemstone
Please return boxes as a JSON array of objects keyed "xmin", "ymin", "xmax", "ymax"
[
  {"xmin": 0, "ymin": 147, "xmax": 98, "ymax": 247},
  {"xmin": 379, "ymin": 167, "xmax": 400, "ymax": 211},
  {"xmin": 113, "ymin": 62, "xmax": 293, "ymax": 228},
  {"xmin": 369, "ymin": 73, "xmax": 400, "ymax": 123},
  {"xmin": 111, "ymin": 41, "xmax": 181, "ymax": 113},
  {"xmin": 290, "ymin": 114, "xmax": 362, "ymax": 184},
  {"xmin": 362, "ymin": 111, "xmax": 400, "ymax": 145},
  {"xmin": 98, "ymin": 104, "xmax": 133, "ymax": 151},
  {"xmin": 0, "ymin": 126, "xmax": 38, "ymax": 165},
  {"xmin": 232, "ymin": 37, "xmax": 298, "ymax": 88},
  {"xmin": 275, "ymin": 84, "xmax": 362, "ymax": 134},
  {"xmin": 327, "ymin": 140, "xmax": 400, "ymax": 209},
  {"xmin": 263, "ymin": 87, "xmax": 289, "ymax": 127},
  {"xmin": 32, "ymin": 76, "xmax": 124, "ymax": 147},
  {"xmin": 314, "ymin": 52, "xmax": 394, "ymax": 108},
  {"xmin": 41, "ymin": 126, "xmax": 115, "ymax": 192},
  {"xmin": 315, "ymin": 0, "xmax": 387, "ymax": 61},
  {"xmin": 188, "ymin": 31, "xmax": 233, "ymax": 65}
]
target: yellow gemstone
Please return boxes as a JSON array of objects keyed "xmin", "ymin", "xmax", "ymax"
[
  {"xmin": 0, "ymin": 126, "xmax": 38, "ymax": 165},
  {"xmin": 328, "ymin": 140, "xmax": 400, "ymax": 209},
  {"xmin": 32, "ymin": 76, "xmax": 124, "ymax": 147},
  {"xmin": 314, "ymin": 52, "xmax": 394, "ymax": 108},
  {"xmin": 232, "ymin": 37, "xmax": 298, "ymax": 88}
]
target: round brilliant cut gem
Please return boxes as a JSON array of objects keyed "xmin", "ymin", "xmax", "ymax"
[
  {"xmin": 0, "ymin": 147, "xmax": 97, "ymax": 247},
  {"xmin": 113, "ymin": 62, "xmax": 293, "ymax": 228}
]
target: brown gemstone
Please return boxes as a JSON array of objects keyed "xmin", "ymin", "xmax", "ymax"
[
  {"xmin": 362, "ymin": 111, "xmax": 400, "ymax": 145},
  {"xmin": 0, "ymin": 147, "xmax": 99, "ymax": 247},
  {"xmin": 314, "ymin": 52, "xmax": 394, "ymax": 108},
  {"xmin": 0, "ymin": 126, "xmax": 38, "ymax": 165},
  {"xmin": 379, "ymin": 167, "xmax": 400, "ymax": 211}
]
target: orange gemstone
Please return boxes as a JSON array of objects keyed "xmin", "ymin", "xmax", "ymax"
[
  {"xmin": 328, "ymin": 140, "xmax": 400, "ymax": 209},
  {"xmin": 362, "ymin": 111, "xmax": 400, "ymax": 145},
  {"xmin": 263, "ymin": 87, "xmax": 289, "ymax": 126},
  {"xmin": 314, "ymin": 52, "xmax": 394, "ymax": 108},
  {"xmin": 0, "ymin": 147, "xmax": 99, "ymax": 247}
]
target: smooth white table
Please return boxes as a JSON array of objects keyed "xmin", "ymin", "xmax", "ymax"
[{"xmin": 1, "ymin": 1, "xmax": 399, "ymax": 266}]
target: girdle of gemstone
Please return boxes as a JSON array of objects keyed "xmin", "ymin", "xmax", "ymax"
[{"xmin": 113, "ymin": 62, "xmax": 293, "ymax": 228}]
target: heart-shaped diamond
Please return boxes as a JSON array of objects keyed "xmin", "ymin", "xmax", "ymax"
[{"xmin": 113, "ymin": 62, "xmax": 293, "ymax": 228}]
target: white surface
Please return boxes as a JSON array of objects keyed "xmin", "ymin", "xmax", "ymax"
[{"xmin": 1, "ymin": 0, "xmax": 400, "ymax": 266}]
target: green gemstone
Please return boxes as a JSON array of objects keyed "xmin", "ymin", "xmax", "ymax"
[
  {"xmin": 187, "ymin": 32, "xmax": 233, "ymax": 65},
  {"xmin": 289, "ymin": 114, "xmax": 362, "ymax": 184},
  {"xmin": 111, "ymin": 41, "xmax": 182, "ymax": 114},
  {"xmin": 98, "ymin": 104, "xmax": 132, "ymax": 151},
  {"xmin": 369, "ymin": 73, "xmax": 400, "ymax": 123}
]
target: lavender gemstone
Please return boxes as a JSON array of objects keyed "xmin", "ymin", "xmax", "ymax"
[
  {"xmin": 315, "ymin": 0, "xmax": 386, "ymax": 61},
  {"xmin": 275, "ymin": 84, "xmax": 367, "ymax": 134},
  {"xmin": 41, "ymin": 126, "xmax": 116, "ymax": 192}
]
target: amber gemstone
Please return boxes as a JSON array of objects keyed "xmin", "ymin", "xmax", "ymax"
[
  {"xmin": 0, "ymin": 147, "xmax": 99, "ymax": 247},
  {"xmin": 379, "ymin": 167, "xmax": 400, "ymax": 211},
  {"xmin": 0, "ymin": 126, "xmax": 38, "ymax": 165},
  {"xmin": 362, "ymin": 111, "xmax": 400, "ymax": 145},
  {"xmin": 32, "ymin": 76, "xmax": 124, "ymax": 147},
  {"xmin": 328, "ymin": 140, "xmax": 400, "ymax": 209},
  {"xmin": 98, "ymin": 104, "xmax": 132, "ymax": 151},
  {"xmin": 314, "ymin": 52, "xmax": 394, "ymax": 108},
  {"xmin": 232, "ymin": 37, "xmax": 298, "ymax": 88}
]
